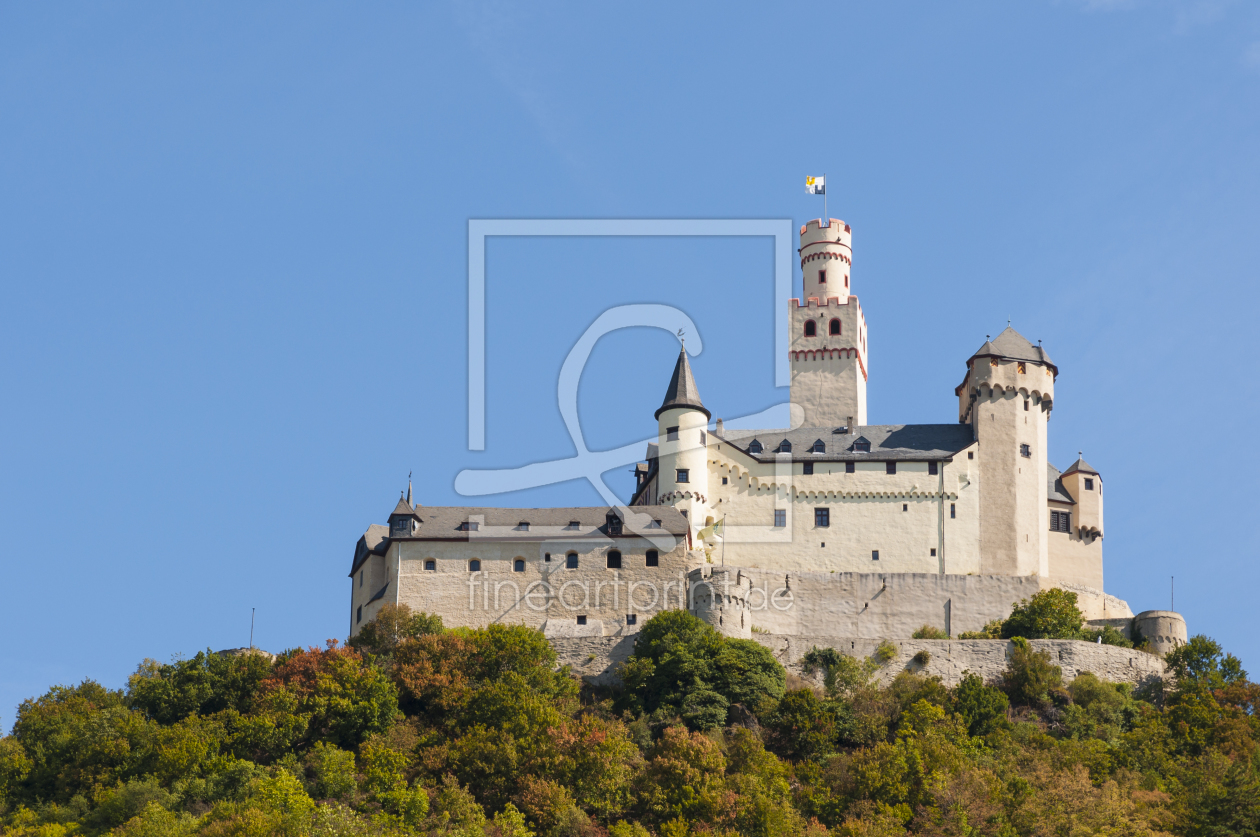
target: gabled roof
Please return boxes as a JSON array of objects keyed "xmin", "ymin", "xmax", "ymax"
[
  {"xmin": 655, "ymin": 346, "xmax": 711, "ymax": 420},
  {"xmin": 1062, "ymin": 456, "xmax": 1099, "ymax": 477},
  {"xmin": 969, "ymin": 326, "xmax": 1056, "ymax": 371},
  {"xmin": 1047, "ymin": 463, "xmax": 1076, "ymax": 504},
  {"xmin": 719, "ymin": 424, "xmax": 975, "ymax": 462},
  {"xmin": 349, "ymin": 524, "xmax": 390, "ymax": 577}
]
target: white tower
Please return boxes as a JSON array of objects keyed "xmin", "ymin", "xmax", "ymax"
[
  {"xmin": 655, "ymin": 346, "xmax": 711, "ymax": 540},
  {"xmin": 956, "ymin": 327, "xmax": 1055, "ymax": 577},
  {"xmin": 789, "ymin": 219, "xmax": 868, "ymax": 428}
]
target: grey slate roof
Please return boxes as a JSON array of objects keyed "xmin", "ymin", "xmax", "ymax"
[
  {"xmin": 717, "ymin": 424, "xmax": 975, "ymax": 462},
  {"xmin": 383, "ymin": 505, "xmax": 689, "ymax": 541},
  {"xmin": 1062, "ymin": 456, "xmax": 1099, "ymax": 477},
  {"xmin": 390, "ymin": 495, "xmax": 420, "ymax": 518},
  {"xmin": 969, "ymin": 326, "xmax": 1055, "ymax": 370},
  {"xmin": 349, "ymin": 524, "xmax": 390, "ymax": 576},
  {"xmin": 655, "ymin": 346, "xmax": 710, "ymax": 420},
  {"xmin": 1047, "ymin": 463, "xmax": 1076, "ymax": 504}
]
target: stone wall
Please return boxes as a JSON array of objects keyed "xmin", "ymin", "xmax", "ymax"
[{"xmin": 551, "ymin": 634, "xmax": 1167, "ymax": 690}]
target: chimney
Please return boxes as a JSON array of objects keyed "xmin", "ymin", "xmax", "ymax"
[
  {"xmin": 715, "ymin": 418, "xmax": 724, "ymax": 435},
  {"xmin": 847, "ymin": 416, "xmax": 856, "ymax": 434}
]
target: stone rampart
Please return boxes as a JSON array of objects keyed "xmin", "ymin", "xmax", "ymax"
[{"xmin": 550, "ymin": 634, "xmax": 1167, "ymax": 690}]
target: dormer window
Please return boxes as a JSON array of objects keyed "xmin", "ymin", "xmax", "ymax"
[
  {"xmin": 648, "ymin": 518, "xmax": 661, "ymax": 529},
  {"xmin": 566, "ymin": 520, "xmax": 581, "ymax": 530},
  {"xmin": 853, "ymin": 438, "xmax": 871, "ymax": 453},
  {"xmin": 747, "ymin": 439, "xmax": 763, "ymax": 454},
  {"xmin": 516, "ymin": 522, "xmax": 530, "ymax": 531},
  {"xmin": 777, "ymin": 440, "xmax": 792, "ymax": 453},
  {"xmin": 391, "ymin": 519, "xmax": 409, "ymax": 536},
  {"xmin": 606, "ymin": 512, "xmax": 623, "ymax": 536},
  {"xmin": 811, "ymin": 439, "xmax": 825, "ymax": 453},
  {"xmin": 457, "ymin": 521, "xmax": 480, "ymax": 532}
]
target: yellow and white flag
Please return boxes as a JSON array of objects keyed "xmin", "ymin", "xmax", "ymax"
[
  {"xmin": 698, "ymin": 518, "xmax": 725, "ymax": 541},
  {"xmin": 805, "ymin": 175, "xmax": 826, "ymax": 195}
]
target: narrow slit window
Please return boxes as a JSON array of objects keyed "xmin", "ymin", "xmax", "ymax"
[{"xmin": 950, "ymin": 503, "xmax": 956, "ymax": 519}]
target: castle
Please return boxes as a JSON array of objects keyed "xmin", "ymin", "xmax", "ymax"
[{"xmin": 349, "ymin": 218, "xmax": 1186, "ymax": 666}]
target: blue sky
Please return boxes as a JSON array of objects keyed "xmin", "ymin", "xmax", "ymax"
[{"xmin": 2, "ymin": 1, "xmax": 1258, "ymax": 726}]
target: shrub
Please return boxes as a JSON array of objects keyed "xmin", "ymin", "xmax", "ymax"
[
  {"xmin": 802, "ymin": 647, "xmax": 876, "ymax": 698},
  {"xmin": 347, "ymin": 603, "xmax": 444, "ymax": 659},
  {"xmin": 1078, "ymin": 625, "xmax": 1133, "ymax": 648},
  {"xmin": 911, "ymin": 625, "xmax": 948, "ymax": 640},
  {"xmin": 911, "ymin": 650, "xmax": 931, "ymax": 666},
  {"xmin": 1001, "ymin": 589, "xmax": 1084, "ymax": 640},
  {"xmin": 763, "ymin": 689, "xmax": 844, "ymax": 761},
  {"xmin": 958, "ymin": 619, "xmax": 1003, "ymax": 640},
  {"xmin": 1001, "ymin": 644, "xmax": 1063, "ymax": 706},
  {"xmin": 874, "ymin": 641, "xmax": 898, "ymax": 664}
]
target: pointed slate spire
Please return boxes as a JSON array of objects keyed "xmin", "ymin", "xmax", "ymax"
[{"xmin": 655, "ymin": 345, "xmax": 711, "ymax": 420}]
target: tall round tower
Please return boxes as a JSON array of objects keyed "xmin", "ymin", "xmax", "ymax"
[
  {"xmin": 655, "ymin": 346, "xmax": 711, "ymax": 540},
  {"xmin": 789, "ymin": 218, "xmax": 868, "ymax": 427}
]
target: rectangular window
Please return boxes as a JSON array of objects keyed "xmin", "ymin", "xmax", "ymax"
[
  {"xmin": 1050, "ymin": 510, "xmax": 1072, "ymax": 533},
  {"xmin": 930, "ymin": 548, "xmax": 937, "ymax": 557},
  {"xmin": 356, "ymin": 605, "xmax": 362, "ymax": 624},
  {"xmin": 666, "ymin": 426, "xmax": 679, "ymax": 441},
  {"xmin": 845, "ymin": 461, "xmax": 855, "ymax": 473},
  {"xmin": 872, "ymin": 550, "xmax": 880, "ymax": 561},
  {"xmin": 1020, "ymin": 444, "xmax": 1031, "ymax": 458},
  {"xmin": 1084, "ymin": 478, "xmax": 1094, "ymax": 490},
  {"xmin": 1024, "ymin": 400, "xmax": 1030, "ymax": 411},
  {"xmin": 968, "ymin": 451, "xmax": 974, "ymax": 460},
  {"xmin": 814, "ymin": 508, "xmax": 830, "ymax": 527},
  {"xmin": 928, "ymin": 462, "xmax": 938, "ymax": 476},
  {"xmin": 773, "ymin": 509, "xmax": 786, "ymax": 527},
  {"xmin": 699, "ymin": 431, "xmax": 706, "ymax": 446},
  {"xmin": 803, "ymin": 462, "xmax": 814, "ymax": 475},
  {"xmin": 950, "ymin": 503, "xmax": 956, "ymax": 519},
  {"xmin": 676, "ymin": 469, "xmax": 689, "ymax": 483},
  {"xmin": 902, "ymin": 504, "xmax": 908, "ymax": 512},
  {"xmin": 818, "ymin": 269, "xmax": 826, "ymax": 284},
  {"xmin": 646, "ymin": 549, "xmax": 659, "ymax": 567},
  {"xmin": 722, "ymin": 476, "xmax": 728, "ymax": 484},
  {"xmin": 359, "ymin": 571, "xmax": 363, "ymax": 588},
  {"xmin": 886, "ymin": 461, "xmax": 897, "ymax": 475},
  {"xmin": 626, "ymin": 614, "xmax": 637, "ymax": 626},
  {"xmin": 576, "ymin": 615, "xmax": 587, "ymax": 626}
]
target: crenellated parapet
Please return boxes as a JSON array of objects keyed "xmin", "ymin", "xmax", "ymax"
[{"xmin": 688, "ymin": 565, "xmax": 753, "ymax": 638}]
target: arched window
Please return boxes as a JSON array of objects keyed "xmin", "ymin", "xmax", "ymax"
[
  {"xmin": 748, "ymin": 439, "xmax": 763, "ymax": 454},
  {"xmin": 829, "ymin": 319, "xmax": 841, "ymax": 336},
  {"xmin": 514, "ymin": 558, "xmax": 525, "ymax": 572},
  {"xmin": 607, "ymin": 550, "xmax": 622, "ymax": 569},
  {"xmin": 566, "ymin": 552, "xmax": 579, "ymax": 569},
  {"xmin": 424, "ymin": 559, "xmax": 436, "ymax": 571},
  {"xmin": 646, "ymin": 549, "xmax": 659, "ymax": 567},
  {"xmin": 469, "ymin": 559, "xmax": 481, "ymax": 572},
  {"xmin": 804, "ymin": 320, "xmax": 817, "ymax": 337}
]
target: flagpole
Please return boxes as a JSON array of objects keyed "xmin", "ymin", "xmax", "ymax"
[{"xmin": 824, "ymin": 172, "xmax": 827, "ymax": 222}]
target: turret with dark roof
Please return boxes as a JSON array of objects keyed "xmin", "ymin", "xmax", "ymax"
[
  {"xmin": 655, "ymin": 345, "xmax": 711, "ymax": 420},
  {"xmin": 968, "ymin": 326, "xmax": 1056, "ymax": 374}
]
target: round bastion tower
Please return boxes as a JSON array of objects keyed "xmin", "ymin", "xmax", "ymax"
[
  {"xmin": 655, "ymin": 345, "xmax": 712, "ymax": 541},
  {"xmin": 687, "ymin": 565, "xmax": 753, "ymax": 639},
  {"xmin": 790, "ymin": 219, "xmax": 868, "ymax": 428}
]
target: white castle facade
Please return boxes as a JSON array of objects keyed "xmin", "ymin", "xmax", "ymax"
[{"xmin": 349, "ymin": 218, "xmax": 1186, "ymax": 659}]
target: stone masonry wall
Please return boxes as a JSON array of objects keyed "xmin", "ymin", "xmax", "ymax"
[{"xmin": 551, "ymin": 635, "xmax": 1167, "ymax": 690}]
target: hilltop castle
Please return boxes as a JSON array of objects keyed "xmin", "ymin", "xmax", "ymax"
[{"xmin": 349, "ymin": 218, "xmax": 1186, "ymax": 661}]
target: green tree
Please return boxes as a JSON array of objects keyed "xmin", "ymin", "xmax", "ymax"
[
  {"xmin": 763, "ymin": 689, "xmax": 843, "ymax": 761},
  {"xmin": 1001, "ymin": 589, "xmax": 1085, "ymax": 639},
  {"xmin": 950, "ymin": 672, "xmax": 1009, "ymax": 737},
  {"xmin": 126, "ymin": 650, "xmax": 273, "ymax": 725},
  {"xmin": 346, "ymin": 602, "xmax": 444, "ymax": 659},
  {"xmin": 1001, "ymin": 643, "xmax": 1063, "ymax": 706},
  {"xmin": 1167, "ymin": 635, "xmax": 1248, "ymax": 692}
]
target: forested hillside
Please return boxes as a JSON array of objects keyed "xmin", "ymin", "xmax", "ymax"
[{"xmin": 1, "ymin": 602, "xmax": 1256, "ymax": 837}]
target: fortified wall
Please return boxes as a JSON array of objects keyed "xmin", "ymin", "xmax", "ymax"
[{"xmin": 551, "ymin": 633, "xmax": 1171, "ymax": 690}]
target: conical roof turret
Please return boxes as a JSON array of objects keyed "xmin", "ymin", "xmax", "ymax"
[
  {"xmin": 969, "ymin": 326, "xmax": 1056, "ymax": 372},
  {"xmin": 655, "ymin": 345, "xmax": 711, "ymax": 420},
  {"xmin": 1062, "ymin": 455, "xmax": 1099, "ymax": 476}
]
